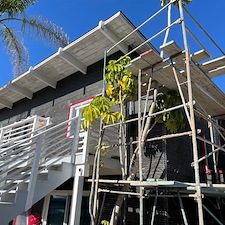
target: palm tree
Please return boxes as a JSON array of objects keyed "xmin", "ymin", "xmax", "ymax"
[{"xmin": 0, "ymin": 0, "xmax": 70, "ymax": 77}]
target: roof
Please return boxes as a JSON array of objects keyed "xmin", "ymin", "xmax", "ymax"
[{"xmin": 0, "ymin": 11, "xmax": 154, "ymax": 111}]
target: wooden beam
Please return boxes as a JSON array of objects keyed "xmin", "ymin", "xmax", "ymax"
[
  {"xmin": 98, "ymin": 20, "xmax": 128, "ymax": 54},
  {"xmin": 6, "ymin": 83, "xmax": 33, "ymax": 99},
  {"xmin": 57, "ymin": 48, "xmax": 87, "ymax": 74},
  {"xmin": 28, "ymin": 67, "xmax": 57, "ymax": 88},
  {"xmin": 0, "ymin": 98, "xmax": 13, "ymax": 109}
]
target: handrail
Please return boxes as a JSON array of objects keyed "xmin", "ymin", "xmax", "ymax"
[
  {"xmin": 0, "ymin": 115, "xmax": 49, "ymax": 131},
  {"xmin": 0, "ymin": 116, "xmax": 78, "ymax": 151},
  {"xmin": 0, "ymin": 113, "xmax": 88, "ymax": 210}
]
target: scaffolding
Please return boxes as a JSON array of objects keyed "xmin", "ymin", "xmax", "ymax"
[{"xmin": 89, "ymin": 1, "xmax": 225, "ymax": 224}]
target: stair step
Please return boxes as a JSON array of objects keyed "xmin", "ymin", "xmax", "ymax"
[
  {"xmin": 0, "ymin": 192, "xmax": 16, "ymax": 203},
  {"xmin": 0, "ymin": 201, "xmax": 13, "ymax": 204}
]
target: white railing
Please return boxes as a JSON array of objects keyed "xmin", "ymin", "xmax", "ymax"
[
  {"xmin": 0, "ymin": 115, "xmax": 50, "ymax": 147},
  {"xmin": 0, "ymin": 115, "xmax": 88, "ymax": 209}
]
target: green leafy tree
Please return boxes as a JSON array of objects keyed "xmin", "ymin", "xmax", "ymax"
[
  {"xmin": 82, "ymin": 56, "xmax": 185, "ymax": 225},
  {"xmin": 0, "ymin": 0, "xmax": 69, "ymax": 77},
  {"xmin": 156, "ymin": 90, "xmax": 185, "ymax": 132},
  {"xmin": 82, "ymin": 56, "xmax": 135, "ymax": 131},
  {"xmin": 81, "ymin": 96, "xmax": 124, "ymax": 131}
]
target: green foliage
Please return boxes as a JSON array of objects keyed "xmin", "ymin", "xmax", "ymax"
[
  {"xmin": 96, "ymin": 143, "xmax": 109, "ymax": 156},
  {"xmin": 81, "ymin": 96, "xmax": 125, "ymax": 131},
  {"xmin": 105, "ymin": 56, "xmax": 137, "ymax": 104},
  {"xmin": 160, "ymin": 0, "xmax": 192, "ymax": 6},
  {"xmin": 101, "ymin": 220, "xmax": 109, "ymax": 225},
  {"xmin": 0, "ymin": 0, "xmax": 69, "ymax": 77},
  {"xmin": 155, "ymin": 90, "xmax": 185, "ymax": 133},
  {"xmin": 82, "ymin": 56, "xmax": 135, "ymax": 131},
  {"xmin": 0, "ymin": 0, "xmax": 37, "ymax": 17}
]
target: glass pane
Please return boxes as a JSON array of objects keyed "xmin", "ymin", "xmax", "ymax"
[
  {"xmin": 47, "ymin": 195, "xmax": 67, "ymax": 225},
  {"xmin": 80, "ymin": 197, "xmax": 90, "ymax": 225}
]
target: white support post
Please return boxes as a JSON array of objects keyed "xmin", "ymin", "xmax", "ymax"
[
  {"xmin": 41, "ymin": 194, "xmax": 51, "ymax": 225},
  {"xmin": 25, "ymin": 134, "xmax": 44, "ymax": 211},
  {"xmin": 69, "ymin": 165, "xmax": 85, "ymax": 225},
  {"xmin": 70, "ymin": 116, "xmax": 81, "ymax": 164}
]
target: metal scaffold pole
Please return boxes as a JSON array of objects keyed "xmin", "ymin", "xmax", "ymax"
[
  {"xmin": 138, "ymin": 69, "xmax": 144, "ymax": 225},
  {"xmin": 178, "ymin": 1, "xmax": 204, "ymax": 224}
]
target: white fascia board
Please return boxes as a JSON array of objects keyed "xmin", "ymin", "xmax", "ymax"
[
  {"xmin": 98, "ymin": 20, "xmax": 128, "ymax": 54},
  {"xmin": 57, "ymin": 47, "xmax": 87, "ymax": 74},
  {"xmin": 6, "ymin": 83, "xmax": 33, "ymax": 100},
  {"xmin": 0, "ymin": 98, "xmax": 13, "ymax": 109},
  {"xmin": 28, "ymin": 67, "xmax": 57, "ymax": 88}
]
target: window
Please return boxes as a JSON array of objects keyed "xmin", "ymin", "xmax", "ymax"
[
  {"xmin": 42, "ymin": 191, "xmax": 90, "ymax": 225},
  {"xmin": 47, "ymin": 195, "xmax": 69, "ymax": 225}
]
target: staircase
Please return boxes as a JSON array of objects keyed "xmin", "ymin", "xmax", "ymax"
[{"xmin": 0, "ymin": 115, "xmax": 88, "ymax": 225}]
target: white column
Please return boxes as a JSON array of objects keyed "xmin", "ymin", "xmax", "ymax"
[{"xmin": 69, "ymin": 165, "xmax": 84, "ymax": 225}]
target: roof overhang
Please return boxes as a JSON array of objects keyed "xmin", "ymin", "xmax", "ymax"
[{"xmin": 0, "ymin": 11, "xmax": 153, "ymax": 110}]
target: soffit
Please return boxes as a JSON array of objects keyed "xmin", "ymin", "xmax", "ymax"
[{"xmin": 0, "ymin": 11, "xmax": 153, "ymax": 110}]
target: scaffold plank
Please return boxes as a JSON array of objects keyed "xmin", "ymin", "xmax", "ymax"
[
  {"xmin": 131, "ymin": 56, "xmax": 151, "ymax": 70},
  {"xmin": 162, "ymin": 41, "xmax": 225, "ymax": 117},
  {"xmin": 207, "ymin": 65, "xmax": 225, "ymax": 78},
  {"xmin": 191, "ymin": 49, "xmax": 210, "ymax": 63},
  {"xmin": 160, "ymin": 40, "xmax": 182, "ymax": 57},
  {"xmin": 140, "ymin": 49, "xmax": 163, "ymax": 65},
  {"xmin": 129, "ymin": 41, "xmax": 225, "ymax": 117},
  {"xmin": 200, "ymin": 55, "xmax": 225, "ymax": 72}
]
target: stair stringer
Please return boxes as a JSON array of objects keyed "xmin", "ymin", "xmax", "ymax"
[
  {"xmin": 0, "ymin": 162, "xmax": 74, "ymax": 225},
  {"xmin": 32, "ymin": 162, "xmax": 74, "ymax": 204},
  {"xmin": 0, "ymin": 190, "xmax": 28, "ymax": 225}
]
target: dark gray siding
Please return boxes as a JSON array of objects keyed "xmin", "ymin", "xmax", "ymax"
[{"xmin": 166, "ymin": 135, "xmax": 193, "ymax": 182}]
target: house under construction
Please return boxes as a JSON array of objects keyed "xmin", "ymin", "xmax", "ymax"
[{"xmin": 0, "ymin": 0, "xmax": 225, "ymax": 224}]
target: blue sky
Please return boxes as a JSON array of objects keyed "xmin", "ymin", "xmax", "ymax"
[{"xmin": 0, "ymin": 0, "xmax": 225, "ymax": 93}]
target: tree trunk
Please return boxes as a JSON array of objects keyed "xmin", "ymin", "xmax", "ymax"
[{"xmin": 110, "ymin": 90, "xmax": 157, "ymax": 225}]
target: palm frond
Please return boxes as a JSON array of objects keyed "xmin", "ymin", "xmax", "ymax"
[
  {"xmin": 0, "ymin": 0, "xmax": 37, "ymax": 17},
  {"xmin": 0, "ymin": 24, "xmax": 28, "ymax": 77},
  {"xmin": 20, "ymin": 15, "xmax": 70, "ymax": 47}
]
